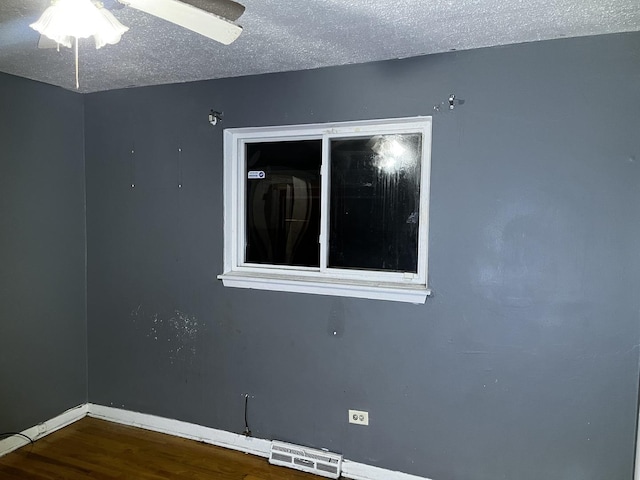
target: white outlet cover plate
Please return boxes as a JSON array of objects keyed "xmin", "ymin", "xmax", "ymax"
[{"xmin": 348, "ymin": 409, "xmax": 369, "ymax": 425}]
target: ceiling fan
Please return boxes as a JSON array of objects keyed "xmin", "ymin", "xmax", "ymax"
[
  {"xmin": 34, "ymin": 0, "xmax": 245, "ymax": 47},
  {"xmin": 30, "ymin": 0, "xmax": 244, "ymax": 88},
  {"xmin": 117, "ymin": 0, "xmax": 245, "ymax": 45}
]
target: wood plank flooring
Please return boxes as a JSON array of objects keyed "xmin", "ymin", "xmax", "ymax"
[{"xmin": 0, "ymin": 417, "xmax": 319, "ymax": 479}]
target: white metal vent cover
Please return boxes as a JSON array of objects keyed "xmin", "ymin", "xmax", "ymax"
[{"xmin": 269, "ymin": 440, "xmax": 343, "ymax": 479}]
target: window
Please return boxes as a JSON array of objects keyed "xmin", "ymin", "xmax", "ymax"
[{"xmin": 218, "ymin": 117, "xmax": 432, "ymax": 303}]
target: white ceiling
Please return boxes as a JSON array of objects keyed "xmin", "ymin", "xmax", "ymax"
[{"xmin": 0, "ymin": 0, "xmax": 639, "ymax": 93}]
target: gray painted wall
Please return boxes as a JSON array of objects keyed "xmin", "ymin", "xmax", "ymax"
[
  {"xmin": 85, "ymin": 33, "xmax": 640, "ymax": 480},
  {"xmin": 0, "ymin": 73, "xmax": 87, "ymax": 432}
]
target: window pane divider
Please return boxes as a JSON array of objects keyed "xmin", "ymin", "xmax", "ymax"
[{"xmin": 319, "ymin": 135, "xmax": 330, "ymax": 273}]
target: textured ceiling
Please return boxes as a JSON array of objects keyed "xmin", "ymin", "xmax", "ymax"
[{"xmin": 0, "ymin": 0, "xmax": 639, "ymax": 93}]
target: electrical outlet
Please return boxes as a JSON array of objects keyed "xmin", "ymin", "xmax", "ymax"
[{"xmin": 348, "ymin": 409, "xmax": 369, "ymax": 426}]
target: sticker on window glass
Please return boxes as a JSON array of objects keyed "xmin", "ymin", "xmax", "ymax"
[{"xmin": 248, "ymin": 171, "xmax": 266, "ymax": 179}]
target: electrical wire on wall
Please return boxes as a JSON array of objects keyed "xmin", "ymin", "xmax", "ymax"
[
  {"xmin": 243, "ymin": 393, "xmax": 252, "ymax": 437},
  {"xmin": 0, "ymin": 432, "xmax": 33, "ymax": 444},
  {"xmin": 0, "ymin": 431, "xmax": 35, "ymax": 453}
]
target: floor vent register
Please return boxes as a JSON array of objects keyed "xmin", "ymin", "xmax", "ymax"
[{"xmin": 269, "ymin": 440, "xmax": 343, "ymax": 479}]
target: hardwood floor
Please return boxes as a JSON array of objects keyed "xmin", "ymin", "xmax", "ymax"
[{"xmin": 0, "ymin": 417, "xmax": 320, "ymax": 479}]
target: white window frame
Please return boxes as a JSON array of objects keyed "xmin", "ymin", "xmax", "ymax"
[{"xmin": 218, "ymin": 116, "xmax": 432, "ymax": 303}]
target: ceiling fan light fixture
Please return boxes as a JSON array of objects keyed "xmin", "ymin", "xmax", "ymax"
[
  {"xmin": 92, "ymin": 4, "xmax": 130, "ymax": 49},
  {"xmin": 30, "ymin": 0, "xmax": 129, "ymax": 49},
  {"xmin": 29, "ymin": 0, "xmax": 129, "ymax": 89}
]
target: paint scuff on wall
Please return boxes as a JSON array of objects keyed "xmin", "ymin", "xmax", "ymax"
[{"xmin": 131, "ymin": 304, "xmax": 201, "ymax": 363}]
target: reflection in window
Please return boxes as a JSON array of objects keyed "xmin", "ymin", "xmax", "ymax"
[
  {"xmin": 245, "ymin": 140, "xmax": 321, "ymax": 267},
  {"xmin": 329, "ymin": 134, "xmax": 421, "ymax": 272}
]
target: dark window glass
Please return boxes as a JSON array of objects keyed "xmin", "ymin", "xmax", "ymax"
[
  {"xmin": 329, "ymin": 134, "xmax": 422, "ymax": 273},
  {"xmin": 245, "ymin": 140, "xmax": 321, "ymax": 267}
]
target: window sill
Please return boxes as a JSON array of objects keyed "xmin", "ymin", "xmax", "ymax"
[{"xmin": 217, "ymin": 271, "xmax": 431, "ymax": 304}]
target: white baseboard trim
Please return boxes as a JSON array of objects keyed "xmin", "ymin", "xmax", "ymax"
[
  {"xmin": 87, "ymin": 403, "xmax": 272, "ymax": 459},
  {"xmin": 87, "ymin": 403, "xmax": 430, "ymax": 480},
  {"xmin": 0, "ymin": 404, "xmax": 88, "ymax": 458},
  {"xmin": 2, "ymin": 403, "xmax": 430, "ymax": 480},
  {"xmin": 342, "ymin": 459, "xmax": 431, "ymax": 480}
]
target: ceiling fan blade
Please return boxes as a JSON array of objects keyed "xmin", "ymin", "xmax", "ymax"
[
  {"xmin": 178, "ymin": 0, "xmax": 245, "ymax": 22},
  {"xmin": 102, "ymin": 0, "xmax": 126, "ymax": 11},
  {"xmin": 120, "ymin": 0, "xmax": 243, "ymax": 45}
]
